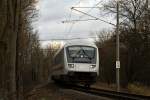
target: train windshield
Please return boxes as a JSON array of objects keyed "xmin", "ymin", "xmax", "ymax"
[{"xmin": 67, "ymin": 46, "xmax": 96, "ymax": 64}]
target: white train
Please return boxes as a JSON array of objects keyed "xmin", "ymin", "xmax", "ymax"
[{"xmin": 51, "ymin": 41, "xmax": 99, "ymax": 86}]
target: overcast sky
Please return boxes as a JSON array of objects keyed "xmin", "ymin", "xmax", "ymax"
[{"xmin": 34, "ymin": 0, "xmax": 115, "ymax": 46}]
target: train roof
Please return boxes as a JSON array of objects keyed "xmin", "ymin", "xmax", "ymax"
[
  {"xmin": 54, "ymin": 40, "xmax": 97, "ymax": 57},
  {"xmin": 64, "ymin": 40, "xmax": 97, "ymax": 48}
]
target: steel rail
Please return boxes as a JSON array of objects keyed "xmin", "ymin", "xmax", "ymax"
[
  {"xmin": 24, "ymin": 79, "xmax": 150, "ymax": 100},
  {"xmin": 60, "ymin": 83, "xmax": 149, "ymax": 100}
]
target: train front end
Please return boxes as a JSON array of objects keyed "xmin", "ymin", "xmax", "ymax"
[{"xmin": 64, "ymin": 45, "xmax": 99, "ymax": 84}]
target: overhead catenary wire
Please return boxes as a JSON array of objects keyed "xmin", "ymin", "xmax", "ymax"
[
  {"xmin": 67, "ymin": 9, "xmax": 74, "ymax": 33},
  {"xmin": 71, "ymin": 7, "xmax": 102, "ymax": 8},
  {"xmin": 78, "ymin": 0, "xmax": 103, "ymax": 19},
  {"xmin": 71, "ymin": 7, "xmax": 116, "ymax": 26},
  {"xmin": 64, "ymin": 0, "xmax": 81, "ymax": 37},
  {"xmin": 62, "ymin": 1, "xmax": 103, "ymax": 23},
  {"xmin": 38, "ymin": 35, "xmax": 113, "ymax": 41},
  {"xmin": 61, "ymin": 0, "xmax": 115, "ymax": 41},
  {"xmin": 62, "ymin": 0, "xmax": 108, "ymax": 40},
  {"xmin": 62, "ymin": 18, "xmax": 99, "ymax": 23}
]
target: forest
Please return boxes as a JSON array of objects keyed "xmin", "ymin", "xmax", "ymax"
[
  {"xmin": 0, "ymin": 0, "xmax": 150, "ymax": 100},
  {"xmin": 96, "ymin": 0, "xmax": 150, "ymax": 86},
  {"xmin": 0, "ymin": 0, "xmax": 55, "ymax": 99}
]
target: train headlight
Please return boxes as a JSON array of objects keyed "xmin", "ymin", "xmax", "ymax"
[
  {"xmin": 68, "ymin": 64, "xmax": 74, "ymax": 68},
  {"xmin": 90, "ymin": 65, "xmax": 96, "ymax": 68}
]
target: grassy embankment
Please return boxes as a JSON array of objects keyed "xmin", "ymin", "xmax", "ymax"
[{"xmin": 93, "ymin": 82, "xmax": 150, "ymax": 96}]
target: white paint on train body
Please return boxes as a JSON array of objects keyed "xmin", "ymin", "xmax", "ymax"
[{"xmin": 51, "ymin": 41, "xmax": 99, "ymax": 85}]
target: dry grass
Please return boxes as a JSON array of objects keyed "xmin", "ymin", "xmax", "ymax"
[
  {"xmin": 92, "ymin": 82, "xmax": 116, "ymax": 91},
  {"xmin": 93, "ymin": 82, "xmax": 150, "ymax": 96},
  {"xmin": 128, "ymin": 83, "xmax": 150, "ymax": 96},
  {"xmin": 92, "ymin": 82, "xmax": 129, "ymax": 92}
]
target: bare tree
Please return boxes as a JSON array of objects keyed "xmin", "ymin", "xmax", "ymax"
[
  {"xmin": 0, "ymin": 0, "xmax": 38, "ymax": 99},
  {"xmin": 103, "ymin": 0, "xmax": 150, "ymax": 85}
]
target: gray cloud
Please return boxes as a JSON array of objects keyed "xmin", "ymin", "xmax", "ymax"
[{"xmin": 35, "ymin": 0, "xmax": 113, "ymax": 44}]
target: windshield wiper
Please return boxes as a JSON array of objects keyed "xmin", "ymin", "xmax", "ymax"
[{"xmin": 81, "ymin": 47, "xmax": 93, "ymax": 60}]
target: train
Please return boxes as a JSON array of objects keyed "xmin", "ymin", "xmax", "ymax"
[{"xmin": 51, "ymin": 41, "xmax": 99, "ymax": 86}]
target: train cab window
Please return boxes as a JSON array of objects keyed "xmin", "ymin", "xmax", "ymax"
[{"xmin": 66, "ymin": 46, "xmax": 96, "ymax": 64}]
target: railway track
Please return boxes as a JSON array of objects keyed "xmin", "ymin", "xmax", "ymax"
[
  {"xmin": 57, "ymin": 83, "xmax": 149, "ymax": 100},
  {"xmin": 25, "ymin": 79, "xmax": 149, "ymax": 100},
  {"xmin": 25, "ymin": 82, "xmax": 50, "ymax": 98}
]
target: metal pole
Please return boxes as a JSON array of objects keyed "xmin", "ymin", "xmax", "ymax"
[{"xmin": 116, "ymin": 1, "xmax": 120, "ymax": 92}]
